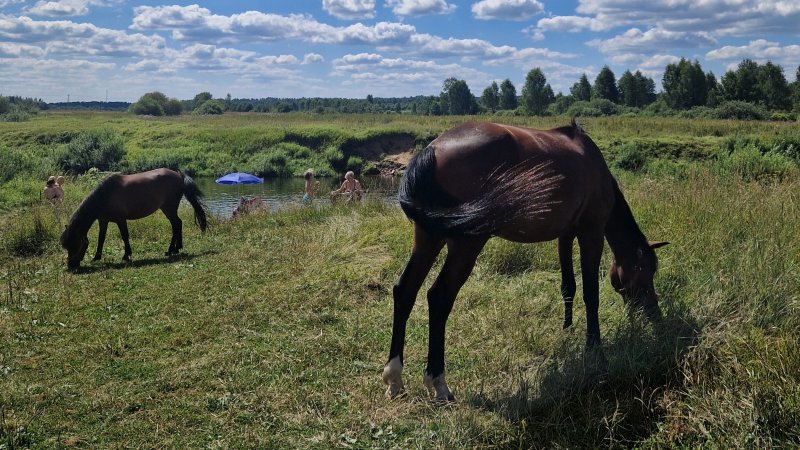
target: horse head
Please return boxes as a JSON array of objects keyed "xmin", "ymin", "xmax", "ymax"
[
  {"xmin": 60, "ymin": 225, "xmax": 88, "ymax": 270},
  {"xmin": 609, "ymin": 241, "xmax": 669, "ymax": 319}
]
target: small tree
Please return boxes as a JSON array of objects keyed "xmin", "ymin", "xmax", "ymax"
[
  {"xmin": 480, "ymin": 81, "xmax": 500, "ymax": 112},
  {"xmin": 570, "ymin": 74, "xmax": 592, "ymax": 102},
  {"xmin": 499, "ymin": 78, "xmax": 518, "ymax": 110},
  {"xmin": 757, "ymin": 61, "xmax": 791, "ymax": 111},
  {"xmin": 794, "ymin": 66, "xmax": 800, "ymax": 113},
  {"xmin": 192, "ymin": 92, "xmax": 213, "ymax": 110},
  {"xmin": 520, "ymin": 68, "xmax": 554, "ymax": 115},
  {"xmin": 440, "ymin": 78, "xmax": 477, "ymax": 115},
  {"xmin": 193, "ymin": 99, "xmax": 225, "ymax": 115},
  {"xmin": 163, "ymin": 99, "xmax": 183, "ymax": 116},
  {"xmin": 593, "ymin": 66, "xmax": 619, "ymax": 103}
]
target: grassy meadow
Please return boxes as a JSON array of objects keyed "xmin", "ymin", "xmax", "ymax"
[{"xmin": 1, "ymin": 112, "xmax": 800, "ymax": 448}]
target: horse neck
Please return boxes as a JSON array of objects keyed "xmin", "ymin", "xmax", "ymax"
[
  {"xmin": 67, "ymin": 196, "xmax": 100, "ymax": 236},
  {"xmin": 604, "ymin": 182, "xmax": 648, "ymax": 262}
]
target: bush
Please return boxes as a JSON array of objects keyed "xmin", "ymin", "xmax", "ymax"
[
  {"xmin": 57, "ymin": 129, "xmax": 125, "ymax": 174},
  {"xmin": 567, "ymin": 99, "xmax": 621, "ymax": 117},
  {"xmin": 194, "ymin": 100, "xmax": 225, "ymax": 115},
  {"xmin": 611, "ymin": 144, "xmax": 648, "ymax": 172},
  {"xmin": 712, "ymin": 101, "xmax": 767, "ymax": 120},
  {"xmin": 715, "ymin": 145, "xmax": 798, "ymax": 182},
  {"xmin": 164, "ymin": 99, "xmax": 183, "ymax": 116},
  {"xmin": 246, "ymin": 150, "xmax": 291, "ymax": 177},
  {"xmin": 0, "ymin": 146, "xmax": 33, "ymax": 182},
  {"xmin": 346, "ymin": 156, "xmax": 364, "ymax": 173},
  {"xmin": 770, "ymin": 112, "xmax": 796, "ymax": 121},
  {"xmin": 5, "ymin": 208, "xmax": 55, "ymax": 257},
  {"xmin": 129, "ymin": 97, "xmax": 164, "ymax": 116}
]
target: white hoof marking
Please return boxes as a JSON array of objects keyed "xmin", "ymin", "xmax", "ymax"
[
  {"xmin": 423, "ymin": 372, "xmax": 454, "ymax": 402},
  {"xmin": 382, "ymin": 356, "xmax": 404, "ymax": 399}
]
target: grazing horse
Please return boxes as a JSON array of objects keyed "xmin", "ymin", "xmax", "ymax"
[
  {"xmin": 60, "ymin": 168, "xmax": 208, "ymax": 270},
  {"xmin": 382, "ymin": 120, "xmax": 667, "ymax": 402}
]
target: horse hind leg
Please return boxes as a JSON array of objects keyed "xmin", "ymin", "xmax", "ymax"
[
  {"xmin": 383, "ymin": 224, "xmax": 444, "ymax": 399},
  {"xmin": 558, "ymin": 234, "xmax": 577, "ymax": 329},
  {"xmin": 163, "ymin": 207, "xmax": 182, "ymax": 256},
  {"xmin": 423, "ymin": 235, "xmax": 487, "ymax": 402},
  {"xmin": 117, "ymin": 220, "xmax": 132, "ymax": 262}
]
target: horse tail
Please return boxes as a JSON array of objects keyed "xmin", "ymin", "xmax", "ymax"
[
  {"xmin": 181, "ymin": 172, "xmax": 208, "ymax": 232},
  {"xmin": 399, "ymin": 145, "xmax": 563, "ymax": 236}
]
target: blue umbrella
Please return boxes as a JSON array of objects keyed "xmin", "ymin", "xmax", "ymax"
[{"xmin": 215, "ymin": 172, "xmax": 263, "ymax": 185}]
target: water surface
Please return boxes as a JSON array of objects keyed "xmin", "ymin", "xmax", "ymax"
[{"xmin": 194, "ymin": 175, "xmax": 401, "ymax": 218}]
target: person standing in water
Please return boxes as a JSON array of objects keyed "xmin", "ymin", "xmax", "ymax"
[{"xmin": 303, "ymin": 169, "xmax": 320, "ymax": 203}]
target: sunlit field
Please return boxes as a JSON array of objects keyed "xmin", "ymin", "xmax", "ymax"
[{"xmin": 1, "ymin": 112, "xmax": 799, "ymax": 447}]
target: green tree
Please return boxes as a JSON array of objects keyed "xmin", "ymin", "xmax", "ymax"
[
  {"xmin": 757, "ymin": 61, "xmax": 791, "ymax": 111},
  {"xmin": 618, "ymin": 70, "xmax": 656, "ymax": 107},
  {"xmin": 520, "ymin": 68, "xmax": 554, "ymax": 115},
  {"xmin": 570, "ymin": 74, "xmax": 592, "ymax": 101},
  {"xmin": 440, "ymin": 78, "xmax": 477, "ymax": 115},
  {"xmin": 192, "ymin": 92, "xmax": 213, "ymax": 109},
  {"xmin": 499, "ymin": 78, "xmax": 518, "ymax": 110},
  {"xmin": 662, "ymin": 59, "xmax": 709, "ymax": 109},
  {"xmin": 722, "ymin": 59, "xmax": 760, "ymax": 103},
  {"xmin": 129, "ymin": 96, "xmax": 164, "ymax": 116},
  {"xmin": 480, "ymin": 81, "xmax": 500, "ymax": 112},
  {"xmin": 193, "ymin": 99, "xmax": 225, "ymax": 115},
  {"xmin": 163, "ymin": 99, "xmax": 183, "ymax": 116},
  {"xmin": 794, "ymin": 66, "xmax": 800, "ymax": 113},
  {"xmin": 0, "ymin": 96, "xmax": 10, "ymax": 115},
  {"xmin": 593, "ymin": 66, "xmax": 619, "ymax": 103},
  {"xmin": 706, "ymin": 72, "xmax": 722, "ymax": 107}
]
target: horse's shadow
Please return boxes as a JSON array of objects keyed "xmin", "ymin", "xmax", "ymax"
[
  {"xmin": 467, "ymin": 285, "xmax": 698, "ymax": 447},
  {"xmin": 69, "ymin": 250, "xmax": 217, "ymax": 275}
]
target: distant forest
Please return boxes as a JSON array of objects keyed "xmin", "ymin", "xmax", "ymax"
[{"xmin": 17, "ymin": 57, "xmax": 800, "ymax": 121}]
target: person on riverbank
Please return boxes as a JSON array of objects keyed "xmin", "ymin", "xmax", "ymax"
[
  {"xmin": 43, "ymin": 175, "xmax": 64, "ymax": 206},
  {"xmin": 303, "ymin": 169, "xmax": 320, "ymax": 203}
]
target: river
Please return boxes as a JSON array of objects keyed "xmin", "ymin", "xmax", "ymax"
[{"xmin": 193, "ymin": 175, "xmax": 402, "ymax": 218}]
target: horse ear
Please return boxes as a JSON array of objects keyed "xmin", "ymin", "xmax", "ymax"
[{"xmin": 649, "ymin": 241, "xmax": 669, "ymax": 249}]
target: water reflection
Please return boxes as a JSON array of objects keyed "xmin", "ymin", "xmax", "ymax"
[{"xmin": 193, "ymin": 175, "xmax": 401, "ymax": 218}]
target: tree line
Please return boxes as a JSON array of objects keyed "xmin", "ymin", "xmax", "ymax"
[{"xmin": 68, "ymin": 57, "xmax": 800, "ymax": 120}]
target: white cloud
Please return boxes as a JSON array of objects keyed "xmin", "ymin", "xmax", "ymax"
[
  {"xmin": 706, "ymin": 39, "xmax": 800, "ymax": 68},
  {"xmin": 534, "ymin": 15, "xmax": 608, "ymax": 32},
  {"xmin": 471, "ymin": 0, "xmax": 544, "ymax": 21},
  {"xmin": 573, "ymin": 0, "xmax": 800, "ymax": 36},
  {"xmin": 0, "ymin": 42, "xmax": 45, "ymax": 57},
  {"xmin": 386, "ymin": 0, "xmax": 457, "ymax": 17},
  {"xmin": 0, "ymin": 15, "xmax": 166, "ymax": 57},
  {"xmin": 302, "ymin": 52, "xmax": 324, "ymax": 64},
  {"xmin": 588, "ymin": 28, "xmax": 716, "ymax": 55},
  {"xmin": 24, "ymin": 0, "xmax": 117, "ymax": 17},
  {"xmin": 322, "ymin": 0, "xmax": 375, "ymax": 20}
]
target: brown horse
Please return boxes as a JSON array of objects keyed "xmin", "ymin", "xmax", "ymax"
[
  {"xmin": 382, "ymin": 120, "xmax": 667, "ymax": 402},
  {"xmin": 60, "ymin": 168, "xmax": 208, "ymax": 270}
]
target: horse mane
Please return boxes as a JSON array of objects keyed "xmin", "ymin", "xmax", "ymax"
[
  {"xmin": 399, "ymin": 145, "xmax": 563, "ymax": 236},
  {"xmin": 61, "ymin": 174, "xmax": 122, "ymax": 245}
]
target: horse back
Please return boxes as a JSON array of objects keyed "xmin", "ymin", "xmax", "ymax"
[
  {"xmin": 99, "ymin": 168, "xmax": 184, "ymax": 221},
  {"xmin": 423, "ymin": 122, "xmax": 616, "ymax": 241}
]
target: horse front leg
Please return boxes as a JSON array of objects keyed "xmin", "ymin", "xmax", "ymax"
[
  {"xmin": 93, "ymin": 220, "xmax": 108, "ymax": 261},
  {"xmin": 383, "ymin": 225, "xmax": 444, "ymax": 399},
  {"xmin": 423, "ymin": 236, "xmax": 487, "ymax": 402},
  {"xmin": 578, "ymin": 230, "xmax": 605, "ymax": 349},
  {"xmin": 117, "ymin": 220, "xmax": 133, "ymax": 262},
  {"xmin": 558, "ymin": 234, "xmax": 577, "ymax": 329}
]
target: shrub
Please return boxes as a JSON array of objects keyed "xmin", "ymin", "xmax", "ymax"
[
  {"xmin": 246, "ymin": 150, "xmax": 291, "ymax": 177},
  {"xmin": 0, "ymin": 146, "xmax": 33, "ymax": 182},
  {"xmin": 715, "ymin": 145, "xmax": 798, "ymax": 182},
  {"xmin": 770, "ymin": 112, "xmax": 796, "ymax": 121},
  {"xmin": 129, "ymin": 97, "xmax": 164, "ymax": 116},
  {"xmin": 57, "ymin": 129, "xmax": 125, "ymax": 174},
  {"xmin": 164, "ymin": 99, "xmax": 183, "ymax": 116},
  {"xmin": 711, "ymin": 101, "xmax": 767, "ymax": 120},
  {"xmin": 346, "ymin": 156, "xmax": 364, "ymax": 173},
  {"xmin": 611, "ymin": 144, "xmax": 648, "ymax": 172},
  {"xmin": 194, "ymin": 100, "xmax": 225, "ymax": 115},
  {"xmin": 566, "ymin": 99, "xmax": 621, "ymax": 117},
  {"xmin": 5, "ymin": 208, "xmax": 55, "ymax": 257}
]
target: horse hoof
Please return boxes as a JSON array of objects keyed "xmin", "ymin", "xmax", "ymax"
[
  {"xmin": 382, "ymin": 357, "xmax": 405, "ymax": 399},
  {"xmin": 423, "ymin": 372, "xmax": 455, "ymax": 404}
]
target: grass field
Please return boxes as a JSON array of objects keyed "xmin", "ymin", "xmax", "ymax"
[{"xmin": 1, "ymin": 113, "xmax": 800, "ymax": 448}]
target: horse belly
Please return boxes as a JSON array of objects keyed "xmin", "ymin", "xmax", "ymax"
[{"xmin": 495, "ymin": 206, "xmax": 578, "ymax": 243}]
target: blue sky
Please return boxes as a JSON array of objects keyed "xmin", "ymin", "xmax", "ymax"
[{"xmin": 0, "ymin": 0, "xmax": 798, "ymax": 103}]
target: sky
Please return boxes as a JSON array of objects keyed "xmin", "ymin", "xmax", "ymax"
[{"xmin": 0, "ymin": 0, "xmax": 798, "ymax": 103}]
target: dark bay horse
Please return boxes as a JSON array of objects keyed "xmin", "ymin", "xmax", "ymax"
[
  {"xmin": 60, "ymin": 168, "xmax": 208, "ymax": 270},
  {"xmin": 382, "ymin": 120, "xmax": 667, "ymax": 402}
]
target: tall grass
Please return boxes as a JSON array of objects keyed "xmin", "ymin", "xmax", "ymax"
[{"xmin": 1, "ymin": 166, "xmax": 799, "ymax": 447}]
